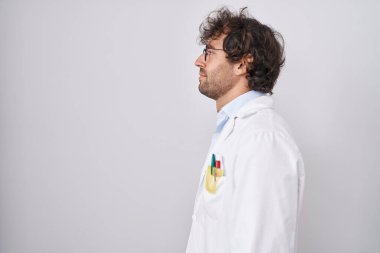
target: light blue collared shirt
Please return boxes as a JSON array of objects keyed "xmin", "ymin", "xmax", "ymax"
[{"xmin": 209, "ymin": 90, "xmax": 265, "ymax": 151}]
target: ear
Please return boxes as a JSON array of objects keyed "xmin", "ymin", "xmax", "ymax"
[{"xmin": 233, "ymin": 54, "xmax": 254, "ymax": 76}]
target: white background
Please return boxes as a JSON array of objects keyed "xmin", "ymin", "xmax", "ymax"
[{"xmin": 1, "ymin": 0, "xmax": 379, "ymax": 252}]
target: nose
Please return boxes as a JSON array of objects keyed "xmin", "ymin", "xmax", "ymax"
[{"xmin": 195, "ymin": 54, "xmax": 205, "ymax": 68}]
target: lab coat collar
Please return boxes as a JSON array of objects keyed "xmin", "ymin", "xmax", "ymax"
[
  {"xmin": 219, "ymin": 90, "xmax": 265, "ymax": 119},
  {"xmin": 235, "ymin": 93, "xmax": 274, "ymax": 119},
  {"xmin": 211, "ymin": 94, "xmax": 274, "ymax": 153}
]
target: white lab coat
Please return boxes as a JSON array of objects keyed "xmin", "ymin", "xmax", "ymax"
[{"xmin": 186, "ymin": 94, "xmax": 305, "ymax": 253}]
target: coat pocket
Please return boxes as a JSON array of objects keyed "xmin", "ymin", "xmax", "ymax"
[{"xmin": 203, "ymin": 165, "xmax": 227, "ymax": 220}]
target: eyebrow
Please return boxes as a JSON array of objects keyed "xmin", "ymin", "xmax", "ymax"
[{"xmin": 206, "ymin": 44, "xmax": 217, "ymax": 50}]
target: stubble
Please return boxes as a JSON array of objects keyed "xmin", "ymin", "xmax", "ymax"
[{"xmin": 198, "ymin": 63, "xmax": 234, "ymax": 100}]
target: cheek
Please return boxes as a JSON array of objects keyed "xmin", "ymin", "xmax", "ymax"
[
  {"xmin": 208, "ymin": 64, "xmax": 228, "ymax": 78},
  {"xmin": 205, "ymin": 64, "xmax": 219, "ymax": 76}
]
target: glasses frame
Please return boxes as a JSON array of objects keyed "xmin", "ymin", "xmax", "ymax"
[{"xmin": 202, "ymin": 46, "xmax": 224, "ymax": 61}]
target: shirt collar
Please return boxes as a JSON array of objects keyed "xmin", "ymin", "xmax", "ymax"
[
  {"xmin": 219, "ymin": 90, "xmax": 266, "ymax": 119},
  {"xmin": 214, "ymin": 90, "xmax": 265, "ymax": 133}
]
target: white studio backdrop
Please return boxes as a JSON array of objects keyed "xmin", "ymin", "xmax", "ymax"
[{"xmin": 0, "ymin": 0, "xmax": 379, "ymax": 252}]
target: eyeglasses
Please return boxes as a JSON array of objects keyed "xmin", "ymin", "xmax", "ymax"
[{"xmin": 202, "ymin": 46, "xmax": 224, "ymax": 61}]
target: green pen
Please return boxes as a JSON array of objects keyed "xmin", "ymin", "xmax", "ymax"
[{"xmin": 211, "ymin": 154, "xmax": 216, "ymax": 175}]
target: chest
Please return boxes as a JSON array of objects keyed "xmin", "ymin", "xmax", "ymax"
[{"xmin": 193, "ymin": 135, "xmax": 238, "ymax": 222}]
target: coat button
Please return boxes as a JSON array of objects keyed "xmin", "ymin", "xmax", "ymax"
[{"xmin": 192, "ymin": 214, "xmax": 197, "ymax": 221}]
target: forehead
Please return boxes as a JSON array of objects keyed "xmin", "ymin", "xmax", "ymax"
[{"xmin": 207, "ymin": 33, "xmax": 227, "ymax": 48}]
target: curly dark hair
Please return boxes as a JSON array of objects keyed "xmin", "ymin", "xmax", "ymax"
[{"xmin": 199, "ymin": 7, "xmax": 285, "ymax": 95}]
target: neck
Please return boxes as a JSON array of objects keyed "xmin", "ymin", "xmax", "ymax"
[{"xmin": 216, "ymin": 84, "xmax": 250, "ymax": 112}]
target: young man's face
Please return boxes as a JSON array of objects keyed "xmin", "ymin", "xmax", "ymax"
[{"xmin": 195, "ymin": 34, "xmax": 235, "ymax": 100}]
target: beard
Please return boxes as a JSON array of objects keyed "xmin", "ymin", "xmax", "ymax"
[{"xmin": 198, "ymin": 63, "xmax": 234, "ymax": 100}]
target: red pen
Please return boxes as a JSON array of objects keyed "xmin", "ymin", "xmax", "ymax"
[{"xmin": 214, "ymin": 160, "xmax": 220, "ymax": 181}]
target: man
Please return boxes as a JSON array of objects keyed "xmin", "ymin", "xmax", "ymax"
[{"xmin": 186, "ymin": 7, "xmax": 305, "ymax": 253}]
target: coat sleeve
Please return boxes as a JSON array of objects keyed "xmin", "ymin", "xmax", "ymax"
[{"xmin": 227, "ymin": 130, "xmax": 304, "ymax": 253}]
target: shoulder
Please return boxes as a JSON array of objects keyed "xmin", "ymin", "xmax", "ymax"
[{"xmin": 235, "ymin": 108, "xmax": 302, "ymax": 157}]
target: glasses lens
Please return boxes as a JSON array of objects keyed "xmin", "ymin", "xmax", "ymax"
[{"xmin": 203, "ymin": 48, "xmax": 207, "ymax": 61}]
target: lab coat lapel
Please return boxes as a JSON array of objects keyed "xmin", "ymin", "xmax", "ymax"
[
  {"xmin": 193, "ymin": 117, "xmax": 237, "ymax": 213},
  {"xmin": 193, "ymin": 95, "xmax": 274, "ymax": 213},
  {"xmin": 197, "ymin": 95, "xmax": 273, "ymax": 182}
]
